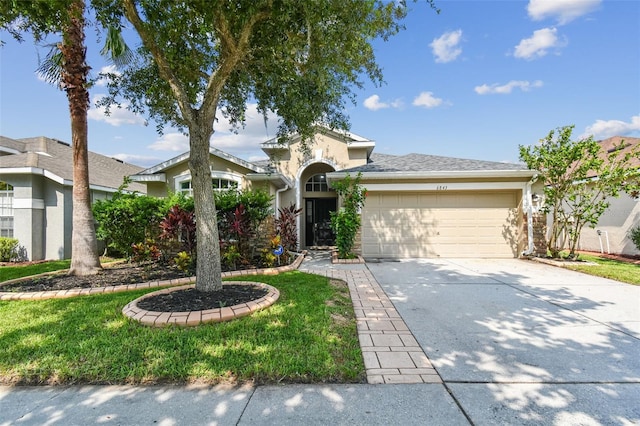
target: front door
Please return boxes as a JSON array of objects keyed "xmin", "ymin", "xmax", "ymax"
[{"xmin": 305, "ymin": 198, "xmax": 337, "ymax": 247}]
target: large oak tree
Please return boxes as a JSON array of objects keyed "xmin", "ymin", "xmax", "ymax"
[{"xmin": 101, "ymin": 0, "xmax": 436, "ymax": 291}]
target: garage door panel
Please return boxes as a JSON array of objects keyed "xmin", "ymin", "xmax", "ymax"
[{"xmin": 361, "ymin": 191, "xmax": 520, "ymax": 258}]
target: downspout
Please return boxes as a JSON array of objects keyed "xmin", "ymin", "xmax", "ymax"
[
  {"xmin": 522, "ymin": 179, "xmax": 535, "ymax": 256},
  {"xmin": 274, "ymin": 185, "xmax": 289, "ymax": 218}
]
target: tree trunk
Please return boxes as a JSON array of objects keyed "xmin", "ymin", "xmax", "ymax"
[
  {"xmin": 63, "ymin": 0, "xmax": 101, "ymax": 276},
  {"xmin": 190, "ymin": 114, "xmax": 222, "ymax": 292}
]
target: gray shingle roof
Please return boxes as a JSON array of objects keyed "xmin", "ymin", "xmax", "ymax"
[
  {"xmin": 347, "ymin": 152, "xmax": 528, "ymax": 173},
  {"xmin": 1, "ymin": 136, "xmax": 146, "ymax": 192}
]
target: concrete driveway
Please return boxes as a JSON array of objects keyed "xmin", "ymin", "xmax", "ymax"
[{"xmin": 367, "ymin": 258, "xmax": 640, "ymax": 425}]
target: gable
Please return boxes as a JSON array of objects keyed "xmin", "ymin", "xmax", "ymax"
[{"xmin": 262, "ymin": 128, "xmax": 374, "ymax": 179}]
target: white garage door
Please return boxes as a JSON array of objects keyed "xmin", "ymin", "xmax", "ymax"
[{"xmin": 361, "ymin": 191, "xmax": 520, "ymax": 258}]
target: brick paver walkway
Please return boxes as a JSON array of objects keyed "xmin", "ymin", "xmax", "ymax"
[{"xmin": 301, "ymin": 263, "xmax": 442, "ymax": 385}]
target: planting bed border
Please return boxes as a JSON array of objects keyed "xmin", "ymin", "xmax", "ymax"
[
  {"xmin": 331, "ymin": 251, "xmax": 365, "ymax": 264},
  {"xmin": 122, "ymin": 281, "xmax": 279, "ymax": 327},
  {"xmin": 0, "ymin": 251, "xmax": 306, "ymax": 301}
]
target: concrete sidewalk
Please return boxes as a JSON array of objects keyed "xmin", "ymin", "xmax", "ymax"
[{"xmin": 0, "ymin": 383, "xmax": 468, "ymax": 425}]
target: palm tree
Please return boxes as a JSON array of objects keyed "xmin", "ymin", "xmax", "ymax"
[
  {"xmin": 60, "ymin": 0, "xmax": 102, "ymax": 275},
  {"xmin": 3, "ymin": 0, "xmax": 132, "ymax": 275}
]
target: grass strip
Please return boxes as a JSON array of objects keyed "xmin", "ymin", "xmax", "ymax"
[
  {"xmin": 1, "ymin": 260, "xmax": 71, "ymax": 283},
  {"xmin": 1, "ymin": 257, "xmax": 122, "ymax": 283},
  {"xmin": 0, "ymin": 271, "xmax": 364, "ymax": 385},
  {"xmin": 565, "ymin": 253, "xmax": 640, "ymax": 285}
]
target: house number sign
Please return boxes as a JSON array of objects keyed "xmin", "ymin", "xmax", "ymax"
[{"xmin": 436, "ymin": 185, "xmax": 448, "ymax": 190}]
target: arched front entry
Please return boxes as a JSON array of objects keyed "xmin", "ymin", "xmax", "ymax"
[{"xmin": 299, "ymin": 163, "xmax": 337, "ymax": 247}]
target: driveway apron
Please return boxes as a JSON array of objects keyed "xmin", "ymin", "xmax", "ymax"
[{"xmin": 367, "ymin": 258, "xmax": 640, "ymax": 425}]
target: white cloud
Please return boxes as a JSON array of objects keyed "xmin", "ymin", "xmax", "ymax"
[
  {"xmin": 147, "ymin": 103, "xmax": 280, "ymax": 158},
  {"xmin": 364, "ymin": 95, "xmax": 389, "ymax": 111},
  {"xmin": 527, "ymin": 0, "xmax": 601, "ymax": 25},
  {"xmin": 429, "ymin": 29, "xmax": 463, "ymax": 63},
  {"xmin": 474, "ymin": 80, "xmax": 544, "ymax": 95},
  {"xmin": 582, "ymin": 114, "xmax": 640, "ymax": 139},
  {"xmin": 514, "ymin": 27, "xmax": 566, "ymax": 60},
  {"xmin": 363, "ymin": 94, "xmax": 403, "ymax": 111},
  {"xmin": 94, "ymin": 65, "xmax": 120, "ymax": 87},
  {"xmin": 88, "ymin": 94, "xmax": 146, "ymax": 126},
  {"xmin": 412, "ymin": 92, "xmax": 444, "ymax": 108}
]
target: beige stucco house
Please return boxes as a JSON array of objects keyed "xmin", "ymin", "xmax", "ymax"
[
  {"xmin": 131, "ymin": 127, "xmax": 542, "ymax": 258},
  {"xmin": 0, "ymin": 136, "xmax": 146, "ymax": 261}
]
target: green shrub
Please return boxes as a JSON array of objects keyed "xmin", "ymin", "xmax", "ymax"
[
  {"xmin": 0, "ymin": 237, "xmax": 19, "ymax": 262},
  {"xmin": 215, "ymin": 188, "xmax": 273, "ymax": 226},
  {"xmin": 131, "ymin": 239, "xmax": 161, "ymax": 263},
  {"xmin": 173, "ymin": 251, "xmax": 193, "ymax": 273},
  {"xmin": 276, "ymin": 203, "xmax": 302, "ymax": 256},
  {"xmin": 629, "ymin": 225, "xmax": 640, "ymax": 251},
  {"xmin": 330, "ymin": 173, "xmax": 366, "ymax": 259},
  {"xmin": 159, "ymin": 205, "xmax": 197, "ymax": 262},
  {"xmin": 93, "ymin": 193, "xmax": 166, "ymax": 257},
  {"xmin": 216, "ymin": 188, "xmax": 274, "ymax": 262},
  {"xmin": 221, "ymin": 242, "xmax": 241, "ymax": 270}
]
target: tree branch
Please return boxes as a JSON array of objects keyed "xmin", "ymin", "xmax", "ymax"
[
  {"xmin": 121, "ymin": 0, "xmax": 195, "ymax": 124},
  {"xmin": 200, "ymin": 4, "xmax": 271, "ymax": 118}
]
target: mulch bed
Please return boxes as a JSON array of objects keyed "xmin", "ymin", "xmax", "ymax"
[
  {"xmin": 1, "ymin": 261, "xmax": 283, "ymax": 311},
  {"xmin": 1, "ymin": 263, "xmax": 187, "ymax": 292},
  {"xmin": 136, "ymin": 285, "xmax": 268, "ymax": 312}
]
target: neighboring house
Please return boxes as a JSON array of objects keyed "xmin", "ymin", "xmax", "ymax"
[
  {"xmin": 577, "ymin": 136, "xmax": 640, "ymax": 256},
  {"xmin": 0, "ymin": 136, "xmax": 146, "ymax": 261},
  {"xmin": 132, "ymin": 127, "xmax": 541, "ymax": 258}
]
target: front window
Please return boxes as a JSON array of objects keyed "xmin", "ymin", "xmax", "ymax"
[
  {"xmin": 305, "ymin": 173, "xmax": 333, "ymax": 192},
  {"xmin": 212, "ymin": 178, "xmax": 238, "ymax": 190},
  {"xmin": 0, "ymin": 182, "xmax": 14, "ymax": 238},
  {"xmin": 178, "ymin": 176, "xmax": 239, "ymax": 196}
]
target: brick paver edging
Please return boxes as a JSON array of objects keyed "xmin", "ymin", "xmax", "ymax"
[
  {"xmin": 122, "ymin": 281, "xmax": 279, "ymax": 327},
  {"xmin": 303, "ymin": 267, "xmax": 443, "ymax": 385},
  {"xmin": 0, "ymin": 252, "xmax": 306, "ymax": 301}
]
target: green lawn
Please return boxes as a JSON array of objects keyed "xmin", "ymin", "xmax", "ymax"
[
  {"xmin": 0, "ymin": 257, "xmax": 124, "ymax": 283},
  {"xmin": 565, "ymin": 253, "xmax": 640, "ymax": 285},
  {"xmin": 1, "ymin": 260, "xmax": 71, "ymax": 282},
  {"xmin": 0, "ymin": 271, "xmax": 364, "ymax": 385}
]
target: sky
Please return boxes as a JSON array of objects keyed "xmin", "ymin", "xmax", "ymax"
[{"xmin": 1, "ymin": 0, "xmax": 639, "ymax": 169}]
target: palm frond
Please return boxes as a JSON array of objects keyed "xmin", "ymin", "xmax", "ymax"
[
  {"xmin": 100, "ymin": 26, "xmax": 134, "ymax": 68},
  {"xmin": 36, "ymin": 44, "xmax": 63, "ymax": 86}
]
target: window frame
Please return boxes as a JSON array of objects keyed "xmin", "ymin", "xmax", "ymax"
[{"xmin": 175, "ymin": 172, "xmax": 241, "ymax": 196}]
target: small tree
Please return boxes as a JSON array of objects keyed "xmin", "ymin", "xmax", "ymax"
[
  {"xmin": 519, "ymin": 126, "xmax": 640, "ymax": 258},
  {"xmin": 330, "ymin": 173, "xmax": 367, "ymax": 259}
]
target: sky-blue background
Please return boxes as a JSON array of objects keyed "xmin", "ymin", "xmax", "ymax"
[{"xmin": 1, "ymin": 0, "xmax": 638, "ymax": 168}]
